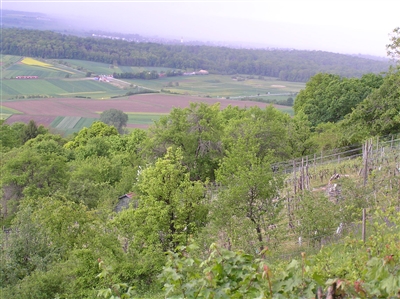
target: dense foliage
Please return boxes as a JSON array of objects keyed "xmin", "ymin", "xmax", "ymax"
[
  {"xmin": 293, "ymin": 73, "xmax": 384, "ymax": 127},
  {"xmin": 1, "ymin": 28, "xmax": 390, "ymax": 82}
]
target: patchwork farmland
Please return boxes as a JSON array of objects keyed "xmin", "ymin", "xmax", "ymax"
[
  {"xmin": 3, "ymin": 94, "xmax": 287, "ymax": 133},
  {"xmin": 1, "ymin": 55, "xmax": 301, "ymax": 134}
]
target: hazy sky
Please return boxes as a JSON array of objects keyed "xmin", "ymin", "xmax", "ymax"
[{"xmin": 2, "ymin": 0, "xmax": 399, "ymax": 57}]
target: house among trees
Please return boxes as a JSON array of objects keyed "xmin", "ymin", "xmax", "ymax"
[{"xmin": 115, "ymin": 192, "xmax": 136, "ymax": 212}]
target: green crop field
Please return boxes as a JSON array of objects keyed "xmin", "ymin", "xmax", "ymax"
[
  {"xmin": 1, "ymin": 79, "xmax": 64, "ymax": 95},
  {"xmin": 127, "ymin": 112, "xmax": 166, "ymax": 125},
  {"xmin": 1, "ymin": 78, "xmax": 128, "ymax": 99},
  {"xmin": 50, "ymin": 116, "xmax": 64, "ymax": 128},
  {"xmin": 58, "ymin": 59, "xmax": 176, "ymax": 75},
  {"xmin": 122, "ymin": 74, "xmax": 304, "ymax": 99},
  {"xmin": 50, "ymin": 116, "xmax": 98, "ymax": 136},
  {"xmin": 72, "ymin": 117, "xmax": 97, "ymax": 131},
  {"xmin": 3, "ymin": 64, "xmax": 78, "ymax": 79},
  {"xmin": 55, "ymin": 116, "xmax": 82, "ymax": 129},
  {"xmin": 0, "ymin": 106, "xmax": 22, "ymax": 120},
  {"xmin": 47, "ymin": 79, "xmax": 122, "ymax": 93},
  {"xmin": 1, "ymin": 55, "xmax": 23, "ymax": 69},
  {"xmin": 0, "ymin": 106, "xmax": 22, "ymax": 114}
]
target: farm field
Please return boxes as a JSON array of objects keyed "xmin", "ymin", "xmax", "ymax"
[
  {"xmin": 1, "ymin": 78, "xmax": 128, "ymax": 99},
  {"xmin": 1, "ymin": 55, "xmax": 303, "ymax": 102},
  {"xmin": 2, "ymin": 94, "xmax": 292, "ymax": 134},
  {"xmin": 1, "ymin": 55, "xmax": 23, "ymax": 69},
  {"xmin": 123, "ymin": 74, "xmax": 303, "ymax": 99},
  {"xmin": 0, "ymin": 106, "xmax": 22, "ymax": 120},
  {"xmin": 2, "ymin": 55, "xmax": 299, "ymax": 134},
  {"xmin": 58, "ymin": 59, "xmax": 175, "ymax": 76},
  {"xmin": 126, "ymin": 112, "xmax": 166, "ymax": 126}
]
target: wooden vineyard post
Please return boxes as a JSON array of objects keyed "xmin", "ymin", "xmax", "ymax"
[
  {"xmin": 305, "ymin": 156, "xmax": 310, "ymax": 190},
  {"xmin": 362, "ymin": 208, "xmax": 366, "ymax": 243},
  {"xmin": 363, "ymin": 140, "xmax": 369, "ymax": 187},
  {"xmin": 313, "ymin": 153, "xmax": 316, "ymax": 174},
  {"xmin": 301, "ymin": 157, "xmax": 305, "ymax": 191},
  {"xmin": 293, "ymin": 160, "xmax": 297, "ymax": 194}
]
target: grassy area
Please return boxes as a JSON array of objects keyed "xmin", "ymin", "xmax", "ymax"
[
  {"xmin": 4, "ymin": 64, "xmax": 71, "ymax": 79},
  {"xmin": 1, "ymin": 78, "xmax": 128, "ymax": 99},
  {"xmin": 0, "ymin": 106, "xmax": 22, "ymax": 114},
  {"xmin": 50, "ymin": 116, "xmax": 64, "ymax": 128},
  {"xmin": 1, "ymin": 55, "xmax": 22, "ymax": 69},
  {"xmin": 51, "ymin": 117, "xmax": 98, "ymax": 136},
  {"xmin": 124, "ymin": 74, "xmax": 304, "ymax": 99},
  {"xmin": 57, "ymin": 59, "xmax": 176, "ymax": 75},
  {"xmin": 127, "ymin": 112, "xmax": 166, "ymax": 125}
]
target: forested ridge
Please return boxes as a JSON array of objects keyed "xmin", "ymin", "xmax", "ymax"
[{"xmin": 1, "ymin": 28, "xmax": 390, "ymax": 82}]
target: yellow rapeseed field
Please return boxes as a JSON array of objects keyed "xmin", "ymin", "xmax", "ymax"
[
  {"xmin": 21, "ymin": 57, "xmax": 75, "ymax": 74},
  {"xmin": 21, "ymin": 57, "xmax": 52, "ymax": 67}
]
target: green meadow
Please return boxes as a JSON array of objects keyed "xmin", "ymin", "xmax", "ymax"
[
  {"xmin": 57, "ymin": 59, "xmax": 175, "ymax": 75},
  {"xmin": 50, "ymin": 116, "xmax": 98, "ymax": 135},
  {"xmin": 1, "ymin": 55, "xmax": 23, "ymax": 69},
  {"xmin": 123, "ymin": 74, "xmax": 304, "ymax": 98},
  {"xmin": 127, "ymin": 112, "xmax": 166, "ymax": 126},
  {"xmin": 1, "ymin": 78, "xmax": 127, "ymax": 99},
  {"xmin": 0, "ymin": 106, "xmax": 21, "ymax": 120}
]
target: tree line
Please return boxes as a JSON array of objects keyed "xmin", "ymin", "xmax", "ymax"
[{"xmin": 1, "ymin": 28, "xmax": 390, "ymax": 82}]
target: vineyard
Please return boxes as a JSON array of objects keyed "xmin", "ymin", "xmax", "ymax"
[{"xmin": 268, "ymin": 135, "xmax": 400, "ymax": 256}]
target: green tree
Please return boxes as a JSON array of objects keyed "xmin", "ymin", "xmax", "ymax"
[
  {"xmin": 117, "ymin": 147, "xmax": 208, "ymax": 251},
  {"xmin": 0, "ymin": 121, "xmax": 25, "ymax": 152},
  {"xmin": 24, "ymin": 133, "xmax": 70, "ymax": 158},
  {"xmin": 294, "ymin": 191, "xmax": 340, "ymax": 248},
  {"xmin": 1, "ymin": 148, "xmax": 68, "ymax": 221},
  {"xmin": 223, "ymin": 105, "xmax": 291, "ymax": 161},
  {"xmin": 100, "ymin": 109, "xmax": 128, "ymax": 134},
  {"xmin": 287, "ymin": 110, "xmax": 316, "ymax": 157},
  {"xmin": 309, "ymin": 122, "xmax": 344, "ymax": 152},
  {"xmin": 21, "ymin": 120, "xmax": 48, "ymax": 144},
  {"xmin": 64, "ymin": 121, "xmax": 119, "ymax": 149},
  {"xmin": 146, "ymin": 102, "xmax": 223, "ymax": 181},
  {"xmin": 113, "ymin": 148, "xmax": 208, "ymax": 283},
  {"xmin": 341, "ymin": 70, "xmax": 400, "ymax": 143},
  {"xmin": 66, "ymin": 155, "xmax": 123, "ymax": 208},
  {"xmin": 294, "ymin": 73, "xmax": 381, "ymax": 127},
  {"xmin": 215, "ymin": 138, "xmax": 284, "ymax": 253}
]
